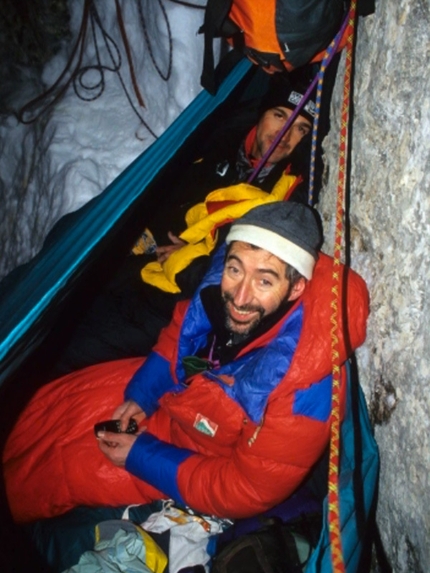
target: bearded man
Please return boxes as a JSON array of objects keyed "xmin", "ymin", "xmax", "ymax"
[{"xmin": 4, "ymin": 201, "xmax": 369, "ymax": 522}]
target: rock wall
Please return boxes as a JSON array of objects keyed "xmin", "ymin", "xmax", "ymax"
[{"xmin": 319, "ymin": 2, "xmax": 430, "ymax": 571}]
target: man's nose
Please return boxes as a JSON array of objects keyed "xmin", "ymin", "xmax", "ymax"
[
  {"xmin": 232, "ymin": 278, "xmax": 254, "ymax": 307},
  {"xmin": 278, "ymin": 126, "xmax": 291, "ymax": 142}
]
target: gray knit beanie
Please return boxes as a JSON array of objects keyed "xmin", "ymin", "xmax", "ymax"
[{"xmin": 225, "ymin": 202, "xmax": 322, "ymax": 280}]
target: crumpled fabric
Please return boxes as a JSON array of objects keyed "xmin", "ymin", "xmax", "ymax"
[
  {"xmin": 62, "ymin": 527, "xmax": 162, "ymax": 573},
  {"xmin": 140, "ymin": 174, "xmax": 297, "ymax": 293},
  {"xmin": 141, "ymin": 502, "xmax": 226, "ymax": 573}
]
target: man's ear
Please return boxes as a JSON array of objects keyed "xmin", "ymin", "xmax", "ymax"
[{"xmin": 287, "ymin": 278, "xmax": 306, "ymax": 301}]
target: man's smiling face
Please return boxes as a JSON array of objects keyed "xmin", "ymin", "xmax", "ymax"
[{"xmin": 221, "ymin": 241, "xmax": 301, "ymax": 336}]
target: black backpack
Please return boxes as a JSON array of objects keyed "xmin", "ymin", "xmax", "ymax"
[
  {"xmin": 211, "ymin": 514, "xmax": 323, "ymax": 573},
  {"xmin": 200, "ymin": 0, "xmax": 345, "ymax": 93},
  {"xmin": 200, "ymin": 0, "xmax": 376, "ymax": 94}
]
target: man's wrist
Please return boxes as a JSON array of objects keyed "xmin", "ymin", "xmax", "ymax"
[{"xmin": 126, "ymin": 433, "xmax": 193, "ymax": 505}]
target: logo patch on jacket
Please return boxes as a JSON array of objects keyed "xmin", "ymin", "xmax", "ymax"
[{"xmin": 193, "ymin": 414, "xmax": 218, "ymax": 437}]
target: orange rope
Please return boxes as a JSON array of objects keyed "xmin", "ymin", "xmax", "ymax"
[
  {"xmin": 115, "ymin": 0, "xmax": 146, "ymax": 108},
  {"xmin": 328, "ymin": 2, "xmax": 357, "ymax": 572}
]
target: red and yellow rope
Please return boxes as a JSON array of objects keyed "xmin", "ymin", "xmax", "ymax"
[{"xmin": 328, "ymin": 2, "xmax": 357, "ymax": 572}]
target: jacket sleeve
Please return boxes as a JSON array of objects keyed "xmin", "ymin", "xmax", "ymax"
[
  {"xmin": 124, "ymin": 302, "xmax": 188, "ymax": 415},
  {"xmin": 124, "ymin": 353, "xmax": 175, "ymax": 417}
]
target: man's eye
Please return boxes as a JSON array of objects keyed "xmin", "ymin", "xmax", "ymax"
[
  {"xmin": 260, "ymin": 278, "xmax": 273, "ymax": 288},
  {"xmin": 227, "ymin": 265, "xmax": 240, "ymax": 275},
  {"xmin": 299, "ymin": 126, "xmax": 310, "ymax": 136}
]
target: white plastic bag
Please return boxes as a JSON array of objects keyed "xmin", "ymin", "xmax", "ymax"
[{"xmin": 140, "ymin": 501, "xmax": 227, "ymax": 573}]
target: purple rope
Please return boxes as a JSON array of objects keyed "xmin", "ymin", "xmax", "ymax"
[
  {"xmin": 247, "ymin": 10, "xmax": 352, "ymax": 185},
  {"xmin": 208, "ymin": 335, "xmax": 220, "ymax": 369}
]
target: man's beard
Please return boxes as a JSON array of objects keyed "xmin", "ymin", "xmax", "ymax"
[{"xmin": 222, "ymin": 291, "xmax": 266, "ymax": 337}]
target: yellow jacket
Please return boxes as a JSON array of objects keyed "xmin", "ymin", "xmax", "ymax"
[{"xmin": 141, "ymin": 172, "xmax": 299, "ymax": 293}]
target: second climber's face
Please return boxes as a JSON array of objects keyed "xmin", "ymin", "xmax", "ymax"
[{"xmin": 252, "ymin": 106, "xmax": 312, "ymax": 164}]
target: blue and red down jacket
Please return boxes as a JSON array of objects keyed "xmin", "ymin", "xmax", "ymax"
[{"xmin": 3, "ymin": 250, "xmax": 369, "ymax": 523}]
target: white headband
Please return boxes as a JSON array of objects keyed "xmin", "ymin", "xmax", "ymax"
[{"xmin": 226, "ymin": 224, "xmax": 316, "ymax": 280}]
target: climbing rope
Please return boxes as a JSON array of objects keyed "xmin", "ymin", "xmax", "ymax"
[
  {"xmin": 137, "ymin": 0, "xmax": 173, "ymax": 82},
  {"xmin": 16, "ymin": 0, "xmax": 191, "ymax": 138},
  {"xmin": 17, "ymin": 0, "xmax": 90, "ymax": 124},
  {"xmin": 114, "ymin": 0, "xmax": 146, "ymax": 107},
  {"xmin": 327, "ymin": 2, "xmax": 357, "ymax": 572},
  {"xmin": 71, "ymin": 1, "xmax": 121, "ymax": 103},
  {"xmin": 307, "ymin": 8, "xmax": 353, "ymax": 206},
  {"xmin": 247, "ymin": 4, "xmax": 358, "ymax": 570},
  {"xmin": 18, "ymin": 0, "xmax": 155, "ymax": 135}
]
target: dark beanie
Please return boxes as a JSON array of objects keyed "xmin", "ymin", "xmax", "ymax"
[
  {"xmin": 225, "ymin": 202, "xmax": 322, "ymax": 279},
  {"xmin": 260, "ymin": 80, "xmax": 316, "ymax": 125}
]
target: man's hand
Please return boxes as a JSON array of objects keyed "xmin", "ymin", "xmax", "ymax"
[
  {"xmin": 112, "ymin": 400, "xmax": 146, "ymax": 432},
  {"xmin": 156, "ymin": 231, "xmax": 186, "ymax": 264},
  {"xmin": 97, "ymin": 431, "xmax": 137, "ymax": 467}
]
